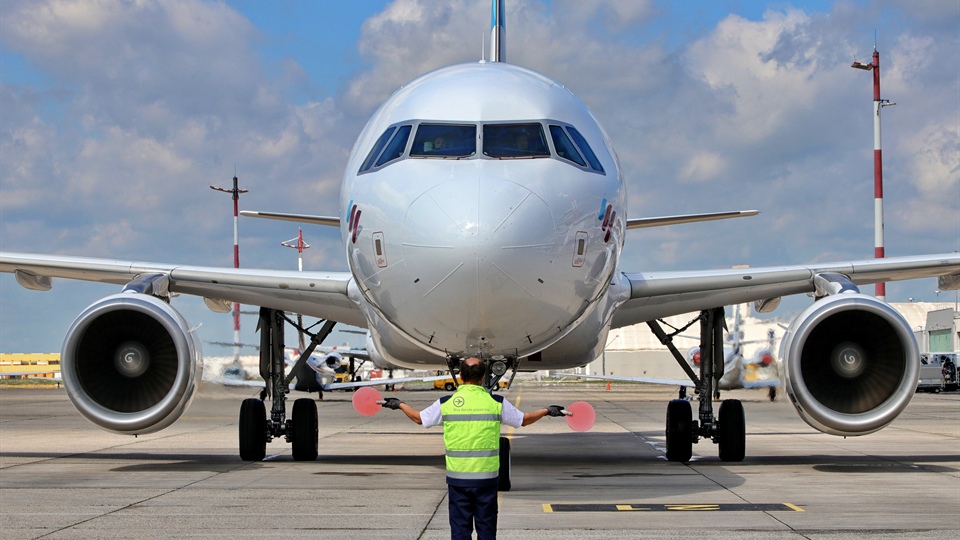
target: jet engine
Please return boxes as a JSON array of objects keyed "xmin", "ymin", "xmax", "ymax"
[
  {"xmin": 60, "ymin": 293, "xmax": 203, "ymax": 435},
  {"xmin": 306, "ymin": 352, "xmax": 343, "ymax": 376},
  {"xmin": 780, "ymin": 293, "xmax": 918, "ymax": 436}
]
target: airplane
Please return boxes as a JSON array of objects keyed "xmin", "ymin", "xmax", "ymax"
[
  {"xmin": 207, "ymin": 347, "xmax": 448, "ymax": 396},
  {"xmin": 579, "ymin": 303, "xmax": 782, "ymax": 400},
  {"xmin": 687, "ymin": 304, "xmax": 780, "ymax": 398},
  {"xmin": 1, "ymin": 0, "xmax": 959, "ymax": 471}
]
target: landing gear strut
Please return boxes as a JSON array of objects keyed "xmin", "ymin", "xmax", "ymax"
[
  {"xmin": 649, "ymin": 307, "xmax": 745, "ymax": 462},
  {"xmin": 238, "ymin": 308, "xmax": 332, "ymax": 461},
  {"xmin": 443, "ymin": 354, "xmax": 518, "ymax": 392}
]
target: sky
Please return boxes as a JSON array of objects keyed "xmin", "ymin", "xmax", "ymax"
[{"xmin": 1, "ymin": 0, "xmax": 958, "ymax": 355}]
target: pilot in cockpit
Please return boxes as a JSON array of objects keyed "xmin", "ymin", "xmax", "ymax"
[{"xmin": 424, "ymin": 136, "xmax": 446, "ymax": 153}]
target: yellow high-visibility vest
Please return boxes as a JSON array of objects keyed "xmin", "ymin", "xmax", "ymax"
[{"xmin": 440, "ymin": 384, "xmax": 502, "ymax": 485}]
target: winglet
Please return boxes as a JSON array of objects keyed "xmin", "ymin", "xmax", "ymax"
[{"xmin": 490, "ymin": 0, "xmax": 505, "ymax": 62}]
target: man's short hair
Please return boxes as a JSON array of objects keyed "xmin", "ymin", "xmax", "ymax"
[{"xmin": 460, "ymin": 357, "xmax": 487, "ymax": 384}]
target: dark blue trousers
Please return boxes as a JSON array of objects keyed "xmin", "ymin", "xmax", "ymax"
[{"xmin": 448, "ymin": 483, "xmax": 498, "ymax": 540}]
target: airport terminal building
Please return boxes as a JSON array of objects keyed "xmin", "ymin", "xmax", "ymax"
[{"xmin": 586, "ymin": 302, "xmax": 959, "ymax": 380}]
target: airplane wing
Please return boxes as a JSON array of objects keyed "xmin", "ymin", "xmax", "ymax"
[
  {"xmin": 626, "ymin": 210, "xmax": 759, "ymax": 230},
  {"xmin": 321, "ymin": 374, "xmax": 450, "ymax": 391},
  {"xmin": 240, "ymin": 210, "xmax": 339, "ymax": 227},
  {"xmin": 612, "ymin": 253, "xmax": 960, "ymax": 328},
  {"xmin": 0, "ymin": 252, "xmax": 365, "ymax": 327},
  {"xmin": 206, "ymin": 373, "xmax": 449, "ymax": 391},
  {"xmin": 572, "ymin": 373, "xmax": 691, "ymax": 387},
  {"xmin": 741, "ymin": 379, "xmax": 780, "ymax": 389}
]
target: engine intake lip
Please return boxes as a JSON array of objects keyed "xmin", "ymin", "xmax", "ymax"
[
  {"xmin": 782, "ymin": 293, "xmax": 918, "ymax": 436},
  {"xmin": 61, "ymin": 293, "xmax": 202, "ymax": 435}
]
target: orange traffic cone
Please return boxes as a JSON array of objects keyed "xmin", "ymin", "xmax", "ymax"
[{"xmin": 605, "ymin": 380, "xmax": 611, "ymax": 391}]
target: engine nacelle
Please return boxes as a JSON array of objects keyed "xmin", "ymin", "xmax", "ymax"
[
  {"xmin": 781, "ymin": 293, "xmax": 918, "ymax": 436},
  {"xmin": 308, "ymin": 352, "xmax": 342, "ymax": 375},
  {"xmin": 61, "ymin": 293, "xmax": 203, "ymax": 435}
]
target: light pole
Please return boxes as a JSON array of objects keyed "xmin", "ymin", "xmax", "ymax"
[
  {"xmin": 210, "ymin": 176, "xmax": 249, "ymax": 361},
  {"xmin": 602, "ymin": 334, "xmax": 621, "ymax": 376},
  {"xmin": 852, "ymin": 47, "xmax": 895, "ymax": 300}
]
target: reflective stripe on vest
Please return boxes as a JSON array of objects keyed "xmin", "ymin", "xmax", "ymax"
[
  {"xmin": 440, "ymin": 385, "xmax": 502, "ymax": 482},
  {"xmin": 441, "ymin": 414, "xmax": 502, "ymax": 422},
  {"xmin": 446, "ymin": 449, "xmax": 499, "ymax": 458}
]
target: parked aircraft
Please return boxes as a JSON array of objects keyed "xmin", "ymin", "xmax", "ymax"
[
  {"xmin": 1, "ymin": 1, "xmax": 958, "ymax": 470},
  {"xmin": 581, "ymin": 304, "xmax": 781, "ymax": 400},
  {"xmin": 689, "ymin": 304, "xmax": 780, "ymax": 398}
]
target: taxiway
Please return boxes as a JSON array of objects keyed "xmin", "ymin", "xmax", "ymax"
[{"xmin": 1, "ymin": 383, "xmax": 958, "ymax": 539}]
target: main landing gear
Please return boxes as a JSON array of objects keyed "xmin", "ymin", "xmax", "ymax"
[
  {"xmin": 650, "ymin": 307, "xmax": 745, "ymax": 463},
  {"xmin": 238, "ymin": 308, "xmax": 334, "ymax": 461}
]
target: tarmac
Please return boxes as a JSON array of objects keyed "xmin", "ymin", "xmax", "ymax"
[{"xmin": 1, "ymin": 382, "xmax": 958, "ymax": 539}]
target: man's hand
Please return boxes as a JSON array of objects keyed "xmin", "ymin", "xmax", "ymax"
[
  {"xmin": 546, "ymin": 405, "xmax": 565, "ymax": 417},
  {"xmin": 382, "ymin": 397, "xmax": 404, "ymax": 410}
]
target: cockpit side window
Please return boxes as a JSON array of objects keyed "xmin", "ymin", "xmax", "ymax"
[
  {"xmin": 411, "ymin": 124, "xmax": 476, "ymax": 158},
  {"xmin": 549, "ymin": 125, "xmax": 586, "ymax": 167},
  {"xmin": 566, "ymin": 126, "xmax": 604, "ymax": 173},
  {"xmin": 483, "ymin": 123, "xmax": 550, "ymax": 158},
  {"xmin": 359, "ymin": 126, "xmax": 397, "ymax": 173},
  {"xmin": 374, "ymin": 125, "xmax": 412, "ymax": 167}
]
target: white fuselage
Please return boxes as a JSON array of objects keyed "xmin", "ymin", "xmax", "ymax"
[{"xmin": 340, "ymin": 62, "xmax": 627, "ymax": 369}]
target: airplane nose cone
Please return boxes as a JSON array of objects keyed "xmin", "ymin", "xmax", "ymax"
[
  {"xmin": 401, "ymin": 174, "xmax": 565, "ymax": 352},
  {"xmin": 405, "ymin": 176, "xmax": 553, "ymax": 250}
]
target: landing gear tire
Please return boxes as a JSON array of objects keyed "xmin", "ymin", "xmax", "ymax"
[
  {"xmin": 291, "ymin": 398, "xmax": 318, "ymax": 461},
  {"xmin": 717, "ymin": 399, "xmax": 745, "ymax": 462},
  {"xmin": 665, "ymin": 399, "xmax": 692, "ymax": 463},
  {"xmin": 239, "ymin": 398, "xmax": 267, "ymax": 461},
  {"xmin": 498, "ymin": 436, "xmax": 512, "ymax": 492}
]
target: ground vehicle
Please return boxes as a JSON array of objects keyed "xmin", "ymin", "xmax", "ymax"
[
  {"xmin": 918, "ymin": 354, "xmax": 945, "ymax": 393},
  {"xmin": 932, "ymin": 353, "xmax": 958, "ymax": 392}
]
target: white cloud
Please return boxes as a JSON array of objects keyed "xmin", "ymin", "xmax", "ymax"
[
  {"xmin": 903, "ymin": 123, "xmax": 960, "ymax": 196},
  {"xmin": 0, "ymin": 0, "xmax": 957, "ymax": 353},
  {"xmin": 680, "ymin": 151, "xmax": 728, "ymax": 183}
]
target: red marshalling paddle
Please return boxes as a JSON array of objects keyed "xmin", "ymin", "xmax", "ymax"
[{"xmin": 352, "ymin": 386, "xmax": 383, "ymax": 416}]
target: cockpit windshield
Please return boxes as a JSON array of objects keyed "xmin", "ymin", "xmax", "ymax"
[
  {"xmin": 358, "ymin": 120, "xmax": 605, "ymax": 175},
  {"xmin": 482, "ymin": 124, "xmax": 550, "ymax": 158},
  {"xmin": 411, "ymin": 124, "xmax": 476, "ymax": 158}
]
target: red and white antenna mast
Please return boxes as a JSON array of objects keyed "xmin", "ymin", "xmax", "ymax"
[
  {"xmin": 281, "ymin": 228, "xmax": 310, "ymax": 271},
  {"xmin": 210, "ymin": 175, "xmax": 249, "ymax": 360},
  {"xmin": 282, "ymin": 229, "xmax": 310, "ymax": 350},
  {"xmin": 852, "ymin": 45, "xmax": 895, "ymax": 300}
]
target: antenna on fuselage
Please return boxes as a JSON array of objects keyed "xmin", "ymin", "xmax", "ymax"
[{"xmin": 490, "ymin": 0, "xmax": 505, "ymax": 62}]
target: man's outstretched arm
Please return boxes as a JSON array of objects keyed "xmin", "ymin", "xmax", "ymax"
[
  {"xmin": 522, "ymin": 405, "xmax": 564, "ymax": 426},
  {"xmin": 399, "ymin": 402, "xmax": 423, "ymax": 425},
  {"xmin": 383, "ymin": 397, "xmax": 426, "ymax": 425}
]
